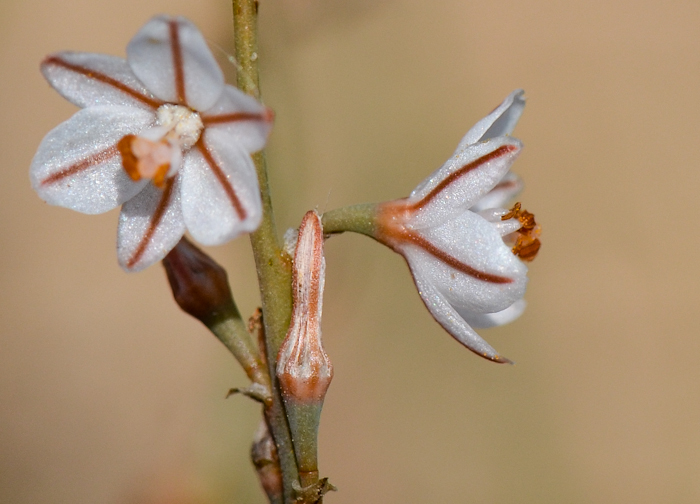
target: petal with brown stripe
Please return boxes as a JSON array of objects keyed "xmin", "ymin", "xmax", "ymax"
[
  {"xmin": 41, "ymin": 52, "xmax": 162, "ymax": 111},
  {"xmin": 126, "ymin": 15, "xmax": 224, "ymax": 111},
  {"xmin": 180, "ymin": 130, "xmax": 262, "ymax": 245},
  {"xmin": 117, "ymin": 177, "xmax": 185, "ymax": 272},
  {"xmin": 201, "ymin": 85, "xmax": 273, "ymax": 153},
  {"xmin": 410, "ymin": 273, "xmax": 512, "ymax": 364},
  {"xmin": 402, "ymin": 211, "xmax": 527, "ymax": 315},
  {"xmin": 30, "ymin": 106, "xmax": 153, "ymax": 214},
  {"xmin": 407, "ymin": 136, "xmax": 521, "ymax": 230}
]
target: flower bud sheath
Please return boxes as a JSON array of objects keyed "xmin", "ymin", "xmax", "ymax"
[{"xmin": 277, "ymin": 211, "xmax": 333, "ymax": 492}]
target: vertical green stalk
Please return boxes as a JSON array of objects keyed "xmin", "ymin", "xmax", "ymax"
[{"xmin": 231, "ymin": 1, "xmax": 298, "ymax": 502}]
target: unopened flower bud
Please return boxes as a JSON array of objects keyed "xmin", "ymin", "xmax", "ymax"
[
  {"xmin": 162, "ymin": 237, "xmax": 235, "ymax": 325},
  {"xmin": 276, "ymin": 210, "xmax": 333, "ymax": 492},
  {"xmin": 163, "ymin": 237, "xmax": 269, "ymax": 393},
  {"xmin": 277, "ymin": 211, "xmax": 333, "ymax": 404}
]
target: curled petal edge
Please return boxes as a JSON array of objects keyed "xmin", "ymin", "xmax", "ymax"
[
  {"xmin": 458, "ymin": 299, "xmax": 527, "ymax": 329},
  {"xmin": 413, "ymin": 270, "xmax": 512, "ymax": 364}
]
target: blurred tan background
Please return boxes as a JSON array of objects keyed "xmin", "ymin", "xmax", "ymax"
[{"xmin": 2, "ymin": 0, "xmax": 699, "ymax": 502}]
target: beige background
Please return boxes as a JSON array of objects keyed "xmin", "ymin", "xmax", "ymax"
[{"xmin": 2, "ymin": 0, "xmax": 699, "ymax": 502}]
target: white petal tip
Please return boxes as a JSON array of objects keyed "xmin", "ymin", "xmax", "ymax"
[{"xmin": 489, "ymin": 354, "xmax": 514, "ymax": 365}]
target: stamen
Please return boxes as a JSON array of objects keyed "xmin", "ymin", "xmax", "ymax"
[
  {"xmin": 118, "ymin": 134, "xmax": 140, "ymax": 181},
  {"xmin": 501, "ymin": 202, "xmax": 541, "ymax": 262},
  {"xmin": 117, "ymin": 134, "xmax": 172, "ymax": 188}
]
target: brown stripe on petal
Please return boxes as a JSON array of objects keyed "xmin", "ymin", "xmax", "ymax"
[
  {"xmin": 404, "ymin": 230, "xmax": 513, "ymax": 284},
  {"xmin": 409, "ymin": 144, "xmax": 518, "ymax": 210},
  {"xmin": 195, "ymin": 140, "xmax": 247, "ymax": 220},
  {"xmin": 40, "ymin": 145, "xmax": 119, "ymax": 186},
  {"xmin": 43, "ymin": 56, "xmax": 162, "ymax": 109},
  {"xmin": 202, "ymin": 112, "xmax": 267, "ymax": 126},
  {"xmin": 169, "ymin": 20, "xmax": 186, "ymax": 104},
  {"xmin": 126, "ymin": 178, "xmax": 176, "ymax": 269}
]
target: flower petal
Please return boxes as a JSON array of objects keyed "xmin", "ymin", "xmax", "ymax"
[
  {"xmin": 127, "ymin": 15, "xmax": 224, "ymax": 111},
  {"xmin": 411, "ymin": 272, "xmax": 510, "ymax": 363},
  {"xmin": 30, "ymin": 105, "xmax": 153, "ymax": 214},
  {"xmin": 117, "ymin": 177, "xmax": 185, "ymax": 272},
  {"xmin": 458, "ymin": 299, "xmax": 527, "ymax": 329},
  {"xmin": 180, "ymin": 129, "xmax": 262, "ymax": 245},
  {"xmin": 403, "ymin": 211, "xmax": 527, "ymax": 315},
  {"xmin": 456, "ymin": 89, "xmax": 525, "ymax": 150},
  {"xmin": 201, "ymin": 85, "xmax": 273, "ymax": 153},
  {"xmin": 470, "ymin": 171, "xmax": 523, "ymax": 212},
  {"xmin": 41, "ymin": 52, "xmax": 162, "ymax": 111},
  {"xmin": 407, "ymin": 137, "xmax": 521, "ymax": 229}
]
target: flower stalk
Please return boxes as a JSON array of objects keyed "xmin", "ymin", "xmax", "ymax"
[
  {"xmin": 232, "ymin": 1, "xmax": 298, "ymax": 501},
  {"xmin": 162, "ymin": 238, "xmax": 270, "ymax": 396},
  {"xmin": 320, "ymin": 203, "xmax": 378, "ymax": 238}
]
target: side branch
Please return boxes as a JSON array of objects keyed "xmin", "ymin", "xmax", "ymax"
[{"xmin": 321, "ymin": 203, "xmax": 379, "ymax": 237}]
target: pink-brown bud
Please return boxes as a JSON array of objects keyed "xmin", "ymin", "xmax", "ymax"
[
  {"xmin": 277, "ymin": 210, "xmax": 333, "ymax": 404},
  {"xmin": 162, "ymin": 237, "xmax": 234, "ymax": 325}
]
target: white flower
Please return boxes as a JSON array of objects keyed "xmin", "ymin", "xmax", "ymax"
[
  {"xmin": 375, "ymin": 90, "xmax": 539, "ymax": 363},
  {"xmin": 30, "ymin": 15, "xmax": 273, "ymax": 271}
]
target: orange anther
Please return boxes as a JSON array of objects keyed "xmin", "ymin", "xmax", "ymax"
[
  {"xmin": 117, "ymin": 134, "xmax": 173, "ymax": 187},
  {"xmin": 502, "ymin": 202, "xmax": 541, "ymax": 261},
  {"xmin": 117, "ymin": 134, "xmax": 141, "ymax": 182}
]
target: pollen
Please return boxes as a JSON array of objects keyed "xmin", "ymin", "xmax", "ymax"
[
  {"xmin": 502, "ymin": 202, "xmax": 541, "ymax": 262},
  {"xmin": 117, "ymin": 134, "xmax": 173, "ymax": 188}
]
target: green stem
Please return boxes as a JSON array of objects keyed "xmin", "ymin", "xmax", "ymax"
[
  {"xmin": 321, "ymin": 203, "xmax": 379, "ymax": 237},
  {"xmin": 207, "ymin": 309, "xmax": 270, "ymax": 397},
  {"xmin": 232, "ymin": 2, "xmax": 297, "ymax": 503}
]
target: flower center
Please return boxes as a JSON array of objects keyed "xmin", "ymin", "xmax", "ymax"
[
  {"xmin": 155, "ymin": 104, "xmax": 203, "ymax": 150},
  {"xmin": 118, "ymin": 105, "xmax": 203, "ymax": 187},
  {"xmin": 501, "ymin": 202, "xmax": 541, "ymax": 262}
]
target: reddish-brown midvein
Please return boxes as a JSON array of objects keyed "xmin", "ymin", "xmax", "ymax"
[
  {"xmin": 43, "ymin": 56, "xmax": 161, "ymax": 109},
  {"xmin": 404, "ymin": 231, "xmax": 513, "ymax": 284},
  {"xmin": 127, "ymin": 178, "xmax": 176, "ymax": 269},
  {"xmin": 377, "ymin": 212, "xmax": 513, "ymax": 284},
  {"xmin": 40, "ymin": 145, "xmax": 119, "ymax": 186},
  {"xmin": 169, "ymin": 20, "xmax": 186, "ymax": 104},
  {"xmin": 201, "ymin": 112, "xmax": 266, "ymax": 126},
  {"xmin": 408, "ymin": 144, "xmax": 518, "ymax": 211},
  {"xmin": 195, "ymin": 140, "xmax": 247, "ymax": 220}
]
